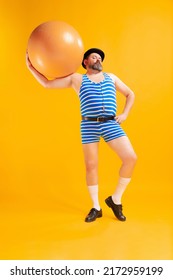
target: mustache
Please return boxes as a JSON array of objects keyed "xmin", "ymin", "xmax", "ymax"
[
  {"xmin": 94, "ymin": 61, "xmax": 101, "ymax": 65},
  {"xmin": 88, "ymin": 61, "xmax": 102, "ymax": 71}
]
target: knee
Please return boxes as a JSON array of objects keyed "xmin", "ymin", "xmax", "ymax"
[
  {"xmin": 131, "ymin": 152, "xmax": 138, "ymax": 164},
  {"xmin": 85, "ymin": 160, "xmax": 98, "ymax": 173},
  {"xmin": 124, "ymin": 152, "xmax": 137, "ymax": 166}
]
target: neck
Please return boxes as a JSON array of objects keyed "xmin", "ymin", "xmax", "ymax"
[{"xmin": 86, "ymin": 69, "xmax": 102, "ymax": 75}]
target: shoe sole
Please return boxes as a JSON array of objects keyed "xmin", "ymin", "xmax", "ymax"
[{"xmin": 85, "ymin": 213, "xmax": 102, "ymax": 223}]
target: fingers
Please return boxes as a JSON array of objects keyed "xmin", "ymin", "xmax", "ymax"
[
  {"xmin": 25, "ymin": 51, "xmax": 32, "ymax": 67},
  {"xmin": 115, "ymin": 116, "xmax": 121, "ymax": 124},
  {"xmin": 115, "ymin": 115, "xmax": 126, "ymax": 124},
  {"xmin": 116, "ymin": 120, "xmax": 121, "ymax": 124},
  {"xmin": 26, "ymin": 51, "xmax": 29, "ymax": 61},
  {"xmin": 26, "ymin": 50, "xmax": 29, "ymax": 59}
]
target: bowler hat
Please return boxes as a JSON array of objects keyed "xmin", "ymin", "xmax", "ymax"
[{"xmin": 82, "ymin": 48, "xmax": 105, "ymax": 69}]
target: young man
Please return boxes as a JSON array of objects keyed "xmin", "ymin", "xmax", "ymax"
[{"xmin": 26, "ymin": 48, "xmax": 137, "ymax": 222}]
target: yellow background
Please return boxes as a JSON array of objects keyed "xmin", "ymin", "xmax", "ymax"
[{"xmin": 0, "ymin": 0, "xmax": 172, "ymax": 259}]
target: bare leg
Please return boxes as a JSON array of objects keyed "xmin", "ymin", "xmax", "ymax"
[
  {"xmin": 82, "ymin": 142, "xmax": 99, "ymax": 186},
  {"xmin": 107, "ymin": 136, "xmax": 137, "ymax": 178},
  {"xmin": 82, "ymin": 142, "xmax": 102, "ymax": 221},
  {"xmin": 105, "ymin": 136, "xmax": 137, "ymax": 221}
]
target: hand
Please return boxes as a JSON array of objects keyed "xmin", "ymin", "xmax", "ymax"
[
  {"xmin": 115, "ymin": 113, "xmax": 127, "ymax": 124},
  {"xmin": 25, "ymin": 51, "xmax": 32, "ymax": 69}
]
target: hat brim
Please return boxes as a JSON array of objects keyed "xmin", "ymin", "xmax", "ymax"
[{"xmin": 82, "ymin": 48, "xmax": 105, "ymax": 69}]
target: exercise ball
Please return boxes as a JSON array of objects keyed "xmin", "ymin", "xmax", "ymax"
[{"xmin": 27, "ymin": 21, "xmax": 84, "ymax": 78}]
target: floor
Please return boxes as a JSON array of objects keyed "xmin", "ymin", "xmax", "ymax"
[{"xmin": 0, "ymin": 185, "xmax": 172, "ymax": 260}]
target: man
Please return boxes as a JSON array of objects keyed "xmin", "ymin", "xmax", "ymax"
[{"xmin": 26, "ymin": 48, "xmax": 137, "ymax": 222}]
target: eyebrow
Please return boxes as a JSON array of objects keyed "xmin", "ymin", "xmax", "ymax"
[{"xmin": 91, "ymin": 54, "xmax": 102, "ymax": 59}]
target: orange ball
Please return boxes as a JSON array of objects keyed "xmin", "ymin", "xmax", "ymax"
[{"xmin": 27, "ymin": 21, "xmax": 84, "ymax": 78}]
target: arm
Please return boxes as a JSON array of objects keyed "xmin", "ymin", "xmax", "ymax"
[
  {"xmin": 26, "ymin": 53, "xmax": 73, "ymax": 89},
  {"xmin": 109, "ymin": 73, "xmax": 135, "ymax": 124}
]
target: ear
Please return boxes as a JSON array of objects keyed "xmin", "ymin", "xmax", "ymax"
[{"xmin": 84, "ymin": 59, "xmax": 88, "ymax": 67}]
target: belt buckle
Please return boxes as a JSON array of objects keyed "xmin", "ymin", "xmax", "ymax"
[{"xmin": 97, "ymin": 116, "xmax": 104, "ymax": 122}]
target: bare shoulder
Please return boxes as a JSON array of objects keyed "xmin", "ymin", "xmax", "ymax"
[
  {"xmin": 71, "ymin": 72, "xmax": 83, "ymax": 82},
  {"xmin": 106, "ymin": 73, "xmax": 125, "ymax": 85},
  {"xmin": 107, "ymin": 73, "xmax": 134, "ymax": 96},
  {"xmin": 106, "ymin": 72, "xmax": 117, "ymax": 83},
  {"xmin": 71, "ymin": 73, "xmax": 83, "ymax": 94}
]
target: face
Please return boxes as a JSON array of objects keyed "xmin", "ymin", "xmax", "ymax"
[{"xmin": 84, "ymin": 53, "xmax": 103, "ymax": 71}]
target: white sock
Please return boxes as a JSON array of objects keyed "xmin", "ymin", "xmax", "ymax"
[
  {"xmin": 87, "ymin": 185, "xmax": 101, "ymax": 210},
  {"xmin": 112, "ymin": 177, "xmax": 131, "ymax": 205}
]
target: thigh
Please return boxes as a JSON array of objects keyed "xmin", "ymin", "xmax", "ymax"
[
  {"xmin": 107, "ymin": 136, "xmax": 136, "ymax": 161},
  {"xmin": 82, "ymin": 142, "xmax": 99, "ymax": 165}
]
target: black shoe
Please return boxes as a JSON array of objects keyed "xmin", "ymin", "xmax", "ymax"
[
  {"xmin": 85, "ymin": 208, "xmax": 102, "ymax": 222},
  {"xmin": 105, "ymin": 196, "xmax": 126, "ymax": 221}
]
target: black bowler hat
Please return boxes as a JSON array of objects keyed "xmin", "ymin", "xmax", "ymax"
[{"xmin": 82, "ymin": 48, "xmax": 105, "ymax": 69}]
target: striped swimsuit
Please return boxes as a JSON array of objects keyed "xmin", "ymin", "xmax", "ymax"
[{"xmin": 79, "ymin": 73, "xmax": 126, "ymax": 144}]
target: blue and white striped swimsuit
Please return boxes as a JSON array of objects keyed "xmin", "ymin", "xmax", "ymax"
[{"xmin": 79, "ymin": 73, "xmax": 126, "ymax": 144}]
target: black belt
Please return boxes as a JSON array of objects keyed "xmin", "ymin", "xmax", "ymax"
[{"xmin": 82, "ymin": 116, "xmax": 115, "ymax": 122}]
